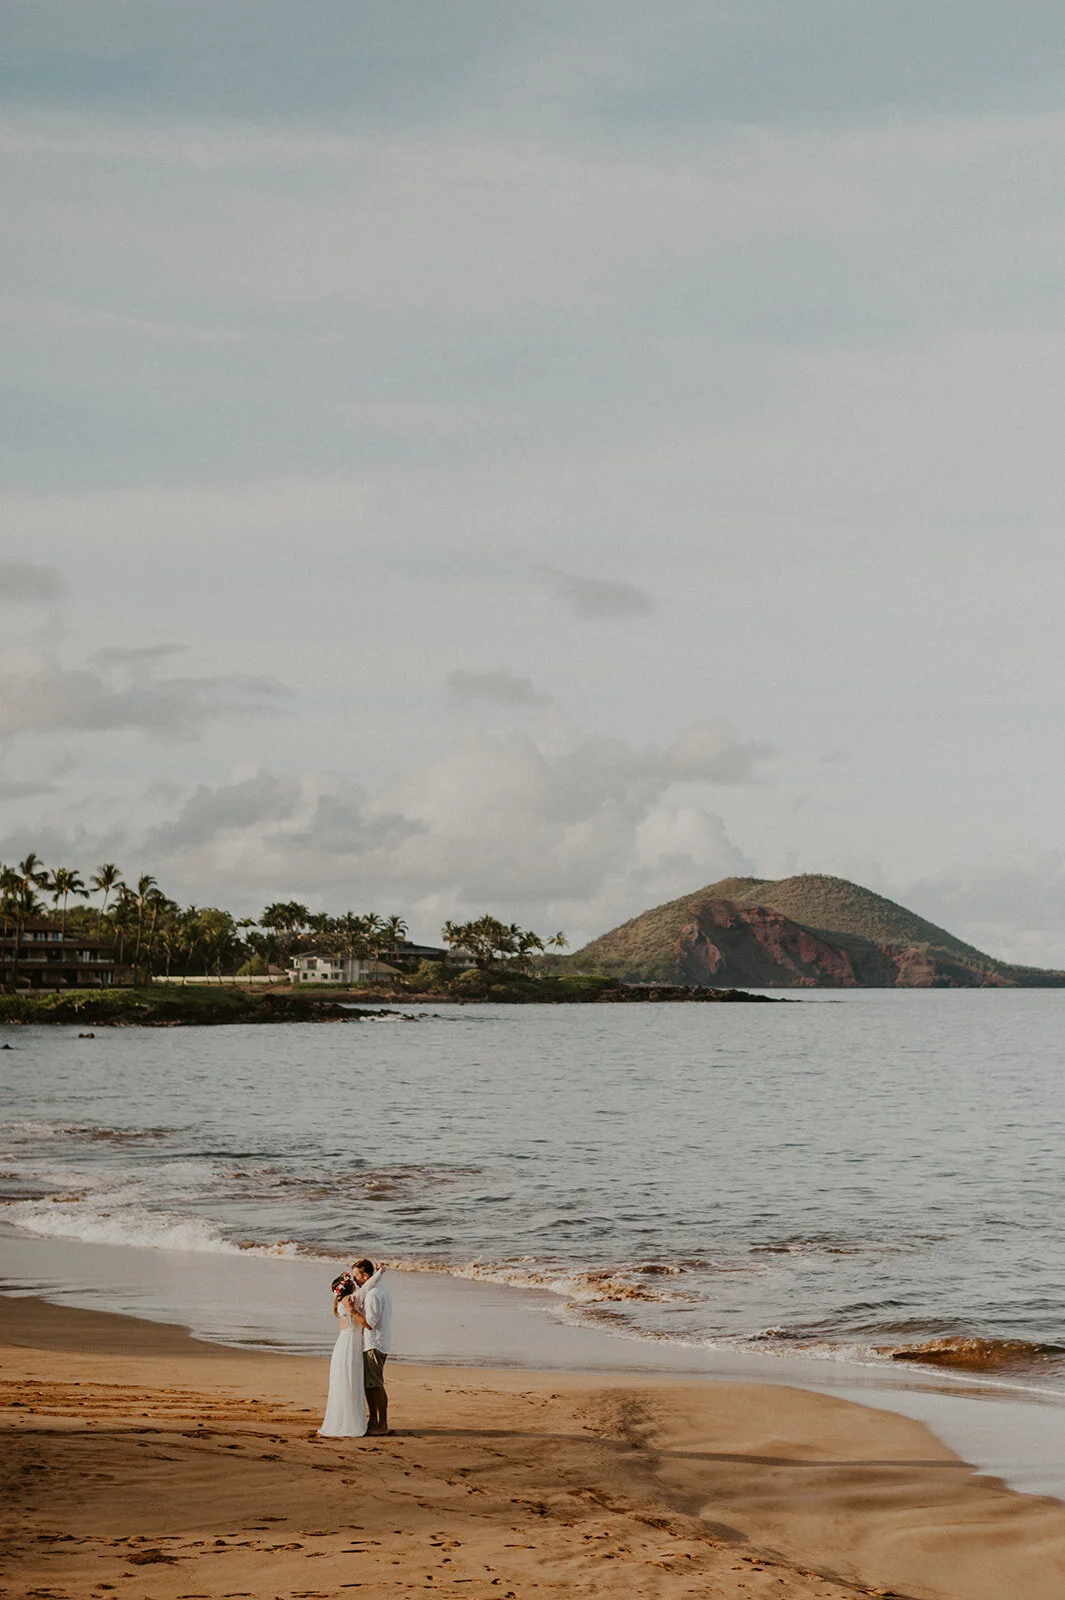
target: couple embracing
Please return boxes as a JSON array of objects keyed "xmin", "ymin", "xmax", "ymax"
[{"xmin": 319, "ymin": 1258, "xmax": 393, "ymax": 1438}]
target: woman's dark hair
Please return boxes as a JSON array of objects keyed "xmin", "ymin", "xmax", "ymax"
[{"xmin": 331, "ymin": 1272, "xmax": 355, "ymax": 1296}]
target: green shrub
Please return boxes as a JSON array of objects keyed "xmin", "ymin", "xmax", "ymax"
[{"xmin": 411, "ymin": 959, "xmax": 449, "ymax": 992}]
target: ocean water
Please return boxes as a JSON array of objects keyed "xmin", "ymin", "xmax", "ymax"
[{"xmin": 3, "ymin": 990, "xmax": 1065, "ymax": 1393}]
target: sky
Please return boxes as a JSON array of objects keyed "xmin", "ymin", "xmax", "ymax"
[{"xmin": 3, "ymin": 1, "xmax": 1065, "ymax": 962}]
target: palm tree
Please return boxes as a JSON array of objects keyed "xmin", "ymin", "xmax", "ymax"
[
  {"xmin": 260, "ymin": 901, "xmax": 309, "ymax": 972},
  {"xmin": 48, "ymin": 866, "xmax": 88, "ymax": 933},
  {"xmin": 178, "ymin": 905, "xmax": 202, "ymax": 982},
  {"xmin": 195, "ymin": 908, "xmax": 238, "ymax": 982},
  {"xmin": 0, "ymin": 865, "xmax": 19, "ymax": 990},
  {"xmin": 513, "ymin": 926, "xmax": 545, "ymax": 975},
  {"xmin": 10, "ymin": 854, "xmax": 49, "ymax": 990},
  {"xmin": 156, "ymin": 902, "xmax": 187, "ymax": 980},
  {"xmin": 234, "ymin": 917, "xmax": 258, "ymax": 981},
  {"xmin": 132, "ymin": 874, "xmax": 158, "ymax": 971},
  {"xmin": 361, "ymin": 912, "xmax": 387, "ymax": 980},
  {"xmin": 140, "ymin": 888, "xmax": 173, "ymax": 980},
  {"xmin": 383, "ymin": 914, "xmax": 409, "ymax": 960},
  {"xmin": 90, "ymin": 863, "xmax": 123, "ymax": 928},
  {"xmin": 335, "ymin": 911, "xmax": 370, "ymax": 982},
  {"xmin": 111, "ymin": 884, "xmax": 137, "ymax": 969}
]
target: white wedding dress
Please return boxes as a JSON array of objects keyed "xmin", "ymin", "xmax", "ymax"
[{"xmin": 318, "ymin": 1295, "xmax": 367, "ymax": 1437}]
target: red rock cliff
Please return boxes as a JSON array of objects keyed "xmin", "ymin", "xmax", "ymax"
[{"xmin": 672, "ymin": 900, "xmax": 1009, "ymax": 988}]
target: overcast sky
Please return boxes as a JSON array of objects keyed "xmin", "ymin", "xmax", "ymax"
[{"xmin": 3, "ymin": 2, "xmax": 1065, "ymax": 962}]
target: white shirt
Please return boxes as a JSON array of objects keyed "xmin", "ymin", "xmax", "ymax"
[{"xmin": 359, "ymin": 1269, "xmax": 392, "ymax": 1353}]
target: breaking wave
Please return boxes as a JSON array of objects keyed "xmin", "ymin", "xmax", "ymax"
[
  {"xmin": 3, "ymin": 1193, "xmax": 245, "ymax": 1254},
  {"xmin": 885, "ymin": 1336, "xmax": 1065, "ymax": 1374}
]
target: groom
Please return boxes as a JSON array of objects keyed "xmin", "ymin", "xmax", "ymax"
[{"xmin": 352, "ymin": 1258, "xmax": 392, "ymax": 1435}]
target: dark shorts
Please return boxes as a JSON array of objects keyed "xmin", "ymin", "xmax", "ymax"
[{"xmin": 363, "ymin": 1349, "xmax": 388, "ymax": 1389}]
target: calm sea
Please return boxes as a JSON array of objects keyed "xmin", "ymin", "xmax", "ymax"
[{"xmin": 3, "ymin": 991, "xmax": 1064, "ymax": 1390}]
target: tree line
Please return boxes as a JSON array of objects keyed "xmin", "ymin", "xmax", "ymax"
[{"xmin": 0, "ymin": 853, "xmax": 566, "ymax": 988}]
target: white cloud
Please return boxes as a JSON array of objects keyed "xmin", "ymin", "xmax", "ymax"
[
  {"xmin": 906, "ymin": 853, "xmax": 1065, "ymax": 968},
  {"xmin": 0, "ymin": 711, "xmax": 764, "ymax": 938},
  {"xmin": 664, "ymin": 721, "xmax": 773, "ymax": 784},
  {"xmin": 0, "ymin": 648, "xmax": 287, "ymax": 741}
]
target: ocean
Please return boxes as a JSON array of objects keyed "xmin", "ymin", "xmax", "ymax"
[{"xmin": 3, "ymin": 988, "xmax": 1065, "ymax": 1394}]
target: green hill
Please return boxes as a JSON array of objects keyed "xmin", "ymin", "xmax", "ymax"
[
  {"xmin": 696, "ymin": 874, "xmax": 991, "ymax": 963},
  {"xmin": 567, "ymin": 873, "xmax": 1010, "ymax": 987}
]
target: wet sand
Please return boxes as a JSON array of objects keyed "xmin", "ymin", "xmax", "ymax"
[{"xmin": 5, "ymin": 1295, "xmax": 1065, "ymax": 1599}]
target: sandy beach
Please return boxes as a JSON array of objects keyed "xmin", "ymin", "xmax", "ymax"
[{"xmin": 5, "ymin": 1295, "xmax": 1065, "ymax": 1600}]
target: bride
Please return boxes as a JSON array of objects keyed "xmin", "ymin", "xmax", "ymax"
[{"xmin": 318, "ymin": 1272, "xmax": 367, "ymax": 1437}]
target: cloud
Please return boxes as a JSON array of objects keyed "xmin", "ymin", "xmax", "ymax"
[
  {"xmin": 0, "ymin": 779, "xmax": 59, "ymax": 801},
  {"xmin": 284, "ymin": 793, "xmax": 424, "ymax": 857},
  {"xmin": 0, "ymin": 702, "xmax": 766, "ymax": 939},
  {"xmin": 142, "ymin": 771, "xmax": 303, "ymax": 853},
  {"xmin": 906, "ymin": 853, "xmax": 1065, "ymax": 968},
  {"xmin": 446, "ymin": 668, "xmax": 551, "ymax": 707},
  {"xmin": 0, "ymin": 561, "xmax": 64, "ymax": 603},
  {"xmin": 0, "ymin": 649, "xmax": 288, "ymax": 741},
  {"xmin": 85, "ymin": 710, "xmax": 765, "ymax": 933},
  {"xmin": 664, "ymin": 720, "xmax": 774, "ymax": 784},
  {"xmin": 535, "ymin": 565, "xmax": 655, "ymax": 620},
  {"xmin": 91, "ymin": 644, "xmax": 188, "ymax": 670}
]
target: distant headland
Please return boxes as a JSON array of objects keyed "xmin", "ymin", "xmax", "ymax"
[
  {"xmin": 2, "ymin": 852, "xmax": 1060, "ymax": 1020},
  {"xmin": 557, "ymin": 873, "xmax": 1065, "ymax": 989}
]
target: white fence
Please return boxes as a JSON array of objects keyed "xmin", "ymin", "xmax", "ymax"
[{"xmin": 150, "ymin": 974, "xmax": 291, "ymax": 986}]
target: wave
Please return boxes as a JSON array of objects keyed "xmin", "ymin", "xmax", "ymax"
[
  {"xmin": 885, "ymin": 1336, "xmax": 1065, "ymax": 1373},
  {"xmin": 3, "ymin": 1126, "xmax": 1063, "ymax": 1394},
  {"xmin": 749, "ymin": 1236, "xmax": 898, "ymax": 1257},
  {"xmin": 226, "ymin": 1162, "xmax": 485, "ymax": 1202},
  {"xmin": 0, "ymin": 1190, "xmax": 683, "ymax": 1308},
  {"xmin": 0, "ymin": 1119, "xmax": 170, "ymax": 1143},
  {"xmin": 381, "ymin": 1254, "xmax": 697, "ymax": 1306},
  {"xmin": 3, "ymin": 1194, "xmax": 245, "ymax": 1254},
  {"xmin": 7, "ymin": 1182, "xmax": 1065, "ymax": 1397}
]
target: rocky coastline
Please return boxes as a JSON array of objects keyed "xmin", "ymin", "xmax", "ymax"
[{"xmin": 0, "ymin": 978, "xmax": 781, "ymax": 1026}]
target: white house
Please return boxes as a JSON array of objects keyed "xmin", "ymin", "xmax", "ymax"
[{"xmin": 289, "ymin": 953, "xmax": 400, "ymax": 984}]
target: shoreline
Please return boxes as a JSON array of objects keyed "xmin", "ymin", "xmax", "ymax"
[
  {"xmin": 8, "ymin": 1227, "xmax": 1065, "ymax": 1508},
  {"xmin": 7, "ymin": 1294, "xmax": 1065, "ymax": 1599},
  {"xmin": 0, "ymin": 981, "xmax": 782, "ymax": 1025}
]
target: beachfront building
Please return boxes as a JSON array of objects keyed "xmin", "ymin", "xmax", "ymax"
[
  {"xmin": 288, "ymin": 938, "xmax": 475, "ymax": 984},
  {"xmin": 0, "ymin": 918, "xmax": 118, "ymax": 988},
  {"xmin": 288, "ymin": 952, "xmax": 401, "ymax": 984},
  {"xmin": 392, "ymin": 938, "xmax": 476, "ymax": 971}
]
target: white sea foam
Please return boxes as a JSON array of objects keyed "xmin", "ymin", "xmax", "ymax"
[
  {"xmin": 382, "ymin": 1254, "xmax": 694, "ymax": 1307},
  {"xmin": 3, "ymin": 1194, "xmax": 244, "ymax": 1254}
]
